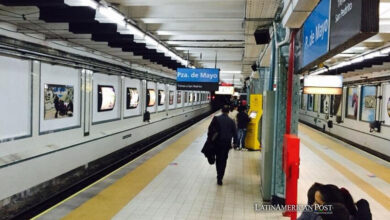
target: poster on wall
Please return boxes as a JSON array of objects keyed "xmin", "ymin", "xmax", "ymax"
[
  {"xmin": 177, "ymin": 92, "xmax": 182, "ymax": 104},
  {"xmin": 98, "ymin": 85, "xmax": 116, "ymax": 112},
  {"xmin": 360, "ymin": 86, "xmax": 377, "ymax": 122},
  {"xmin": 383, "ymin": 84, "xmax": 390, "ymax": 125},
  {"xmin": 147, "ymin": 89, "xmax": 156, "ymax": 107},
  {"xmin": 346, "ymin": 87, "xmax": 358, "ymax": 119},
  {"xmin": 126, "ymin": 88, "xmax": 139, "ymax": 109},
  {"xmin": 169, "ymin": 91, "xmax": 174, "ymax": 105},
  {"xmin": 158, "ymin": 90, "xmax": 165, "ymax": 106},
  {"xmin": 44, "ymin": 84, "xmax": 74, "ymax": 120}
]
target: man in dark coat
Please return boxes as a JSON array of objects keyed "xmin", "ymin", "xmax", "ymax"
[{"xmin": 208, "ymin": 105, "xmax": 238, "ymax": 185}]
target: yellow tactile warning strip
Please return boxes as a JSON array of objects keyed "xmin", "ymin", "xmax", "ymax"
[
  {"xmin": 299, "ymin": 124, "xmax": 390, "ymax": 184},
  {"xmin": 299, "ymin": 125, "xmax": 390, "ymax": 211},
  {"xmin": 62, "ymin": 117, "xmax": 212, "ymax": 220}
]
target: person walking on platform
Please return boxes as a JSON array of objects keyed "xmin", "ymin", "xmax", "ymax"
[
  {"xmin": 236, "ymin": 105, "xmax": 250, "ymax": 150},
  {"xmin": 208, "ymin": 105, "xmax": 238, "ymax": 185}
]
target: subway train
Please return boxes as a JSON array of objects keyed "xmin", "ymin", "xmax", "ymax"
[
  {"xmin": 0, "ymin": 54, "xmax": 212, "ymax": 218},
  {"xmin": 299, "ymin": 73, "xmax": 390, "ymax": 162}
]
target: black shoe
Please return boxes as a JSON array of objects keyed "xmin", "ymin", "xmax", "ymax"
[{"xmin": 217, "ymin": 179, "xmax": 223, "ymax": 185}]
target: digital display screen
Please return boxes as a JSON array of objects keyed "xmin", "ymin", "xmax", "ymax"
[
  {"xmin": 147, "ymin": 89, "xmax": 156, "ymax": 107},
  {"xmin": 98, "ymin": 85, "xmax": 115, "ymax": 112},
  {"xmin": 158, "ymin": 90, "xmax": 165, "ymax": 106},
  {"xmin": 126, "ymin": 88, "xmax": 139, "ymax": 109},
  {"xmin": 169, "ymin": 91, "xmax": 174, "ymax": 105},
  {"xmin": 249, "ymin": 111, "xmax": 257, "ymax": 119}
]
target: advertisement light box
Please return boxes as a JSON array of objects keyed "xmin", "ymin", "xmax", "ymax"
[
  {"xmin": 303, "ymin": 75, "xmax": 343, "ymax": 95},
  {"xmin": 215, "ymin": 86, "xmax": 234, "ymax": 95}
]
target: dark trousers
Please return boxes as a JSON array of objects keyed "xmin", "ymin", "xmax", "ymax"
[{"xmin": 215, "ymin": 143, "xmax": 230, "ymax": 181}]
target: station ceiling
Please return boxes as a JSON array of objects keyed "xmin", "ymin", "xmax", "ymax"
[{"xmin": 0, "ymin": 0, "xmax": 281, "ymax": 87}]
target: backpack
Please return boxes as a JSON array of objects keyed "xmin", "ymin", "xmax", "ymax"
[{"xmin": 355, "ymin": 199, "xmax": 372, "ymax": 220}]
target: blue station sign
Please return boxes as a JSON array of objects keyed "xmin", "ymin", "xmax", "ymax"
[
  {"xmin": 176, "ymin": 68, "xmax": 219, "ymax": 91},
  {"xmin": 177, "ymin": 68, "xmax": 219, "ymax": 83},
  {"xmin": 302, "ymin": 0, "xmax": 330, "ymax": 67}
]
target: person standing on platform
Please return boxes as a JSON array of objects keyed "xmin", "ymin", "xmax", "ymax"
[
  {"xmin": 208, "ymin": 105, "xmax": 238, "ymax": 185},
  {"xmin": 228, "ymin": 106, "xmax": 238, "ymax": 126},
  {"xmin": 236, "ymin": 106, "xmax": 250, "ymax": 150}
]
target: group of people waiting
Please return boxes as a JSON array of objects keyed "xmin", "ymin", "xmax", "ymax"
[
  {"xmin": 228, "ymin": 105, "xmax": 250, "ymax": 151},
  {"xmin": 299, "ymin": 182, "xmax": 372, "ymax": 220}
]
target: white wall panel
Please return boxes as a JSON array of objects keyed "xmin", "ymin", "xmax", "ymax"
[
  {"xmin": 40, "ymin": 63, "xmax": 81, "ymax": 133},
  {"xmin": 0, "ymin": 56, "xmax": 31, "ymax": 141}
]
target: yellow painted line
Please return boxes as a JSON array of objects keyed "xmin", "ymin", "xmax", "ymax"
[
  {"xmin": 61, "ymin": 117, "xmax": 212, "ymax": 220},
  {"xmin": 299, "ymin": 124, "xmax": 390, "ymax": 184},
  {"xmin": 32, "ymin": 139, "xmax": 162, "ymax": 220},
  {"xmin": 301, "ymin": 139, "xmax": 390, "ymax": 211}
]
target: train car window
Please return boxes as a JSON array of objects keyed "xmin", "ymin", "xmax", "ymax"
[
  {"xmin": 360, "ymin": 86, "xmax": 377, "ymax": 122},
  {"xmin": 158, "ymin": 90, "xmax": 165, "ymax": 106},
  {"xmin": 307, "ymin": 94, "xmax": 314, "ymax": 111},
  {"xmin": 126, "ymin": 87, "xmax": 139, "ymax": 109},
  {"xmin": 330, "ymin": 95, "xmax": 343, "ymax": 117},
  {"xmin": 346, "ymin": 87, "xmax": 358, "ymax": 119},
  {"xmin": 382, "ymin": 84, "xmax": 390, "ymax": 125},
  {"xmin": 313, "ymin": 94, "xmax": 319, "ymax": 112},
  {"xmin": 169, "ymin": 91, "xmax": 174, "ymax": 105},
  {"xmin": 147, "ymin": 89, "xmax": 156, "ymax": 107},
  {"xmin": 184, "ymin": 92, "xmax": 188, "ymax": 103},
  {"xmin": 177, "ymin": 92, "xmax": 182, "ymax": 104},
  {"xmin": 189, "ymin": 92, "xmax": 193, "ymax": 103},
  {"xmin": 320, "ymin": 95, "xmax": 330, "ymax": 114}
]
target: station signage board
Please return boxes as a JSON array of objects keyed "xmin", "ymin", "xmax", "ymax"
[
  {"xmin": 302, "ymin": 0, "xmax": 330, "ymax": 68},
  {"xmin": 215, "ymin": 86, "xmax": 234, "ymax": 95},
  {"xmin": 295, "ymin": 0, "xmax": 379, "ymax": 74},
  {"xmin": 303, "ymin": 75, "xmax": 343, "ymax": 95},
  {"xmin": 176, "ymin": 68, "xmax": 219, "ymax": 91}
]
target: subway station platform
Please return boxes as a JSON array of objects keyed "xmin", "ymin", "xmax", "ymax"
[{"xmin": 34, "ymin": 114, "xmax": 390, "ymax": 220}]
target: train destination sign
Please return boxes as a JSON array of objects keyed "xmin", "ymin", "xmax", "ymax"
[
  {"xmin": 295, "ymin": 0, "xmax": 379, "ymax": 74},
  {"xmin": 177, "ymin": 68, "xmax": 219, "ymax": 91}
]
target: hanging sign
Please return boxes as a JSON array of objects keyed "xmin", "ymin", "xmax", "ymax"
[
  {"xmin": 295, "ymin": 0, "xmax": 379, "ymax": 74},
  {"xmin": 303, "ymin": 75, "xmax": 343, "ymax": 95},
  {"xmin": 177, "ymin": 68, "xmax": 219, "ymax": 91}
]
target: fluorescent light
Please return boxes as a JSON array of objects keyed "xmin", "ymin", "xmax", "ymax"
[
  {"xmin": 364, "ymin": 51, "xmax": 383, "ymax": 59},
  {"xmin": 351, "ymin": 56, "xmax": 364, "ymax": 64},
  {"xmin": 144, "ymin": 35, "xmax": 158, "ymax": 47},
  {"xmin": 65, "ymin": 0, "xmax": 98, "ymax": 9},
  {"xmin": 380, "ymin": 47, "xmax": 390, "ymax": 54},
  {"xmin": 220, "ymin": 71, "xmax": 242, "ymax": 74},
  {"xmin": 125, "ymin": 24, "xmax": 144, "ymax": 39},
  {"xmin": 98, "ymin": 7, "xmax": 124, "ymax": 24}
]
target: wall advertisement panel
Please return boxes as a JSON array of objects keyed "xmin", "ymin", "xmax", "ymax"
[
  {"xmin": 92, "ymin": 73, "xmax": 121, "ymax": 123},
  {"xmin": 0, "ymin": 56, "xmax": 31, "ymax": 141},
  {"xmin": 383, "ymin": 84, "xmax": 390, "ymax": 125},
  {"xmin": 40, "ymin": 63, "xmax": 81, "ymax": 133},
  {"xmin": 360, "ymin": 86, "xmax": 377, "ymax": 122},
  {"xmin": 124, "ymin": 78, "xmax": 141, "ymax": 118},
  {"xmin": 346, "ymin": 87, "xmax": 358, "ymax": 119}
]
